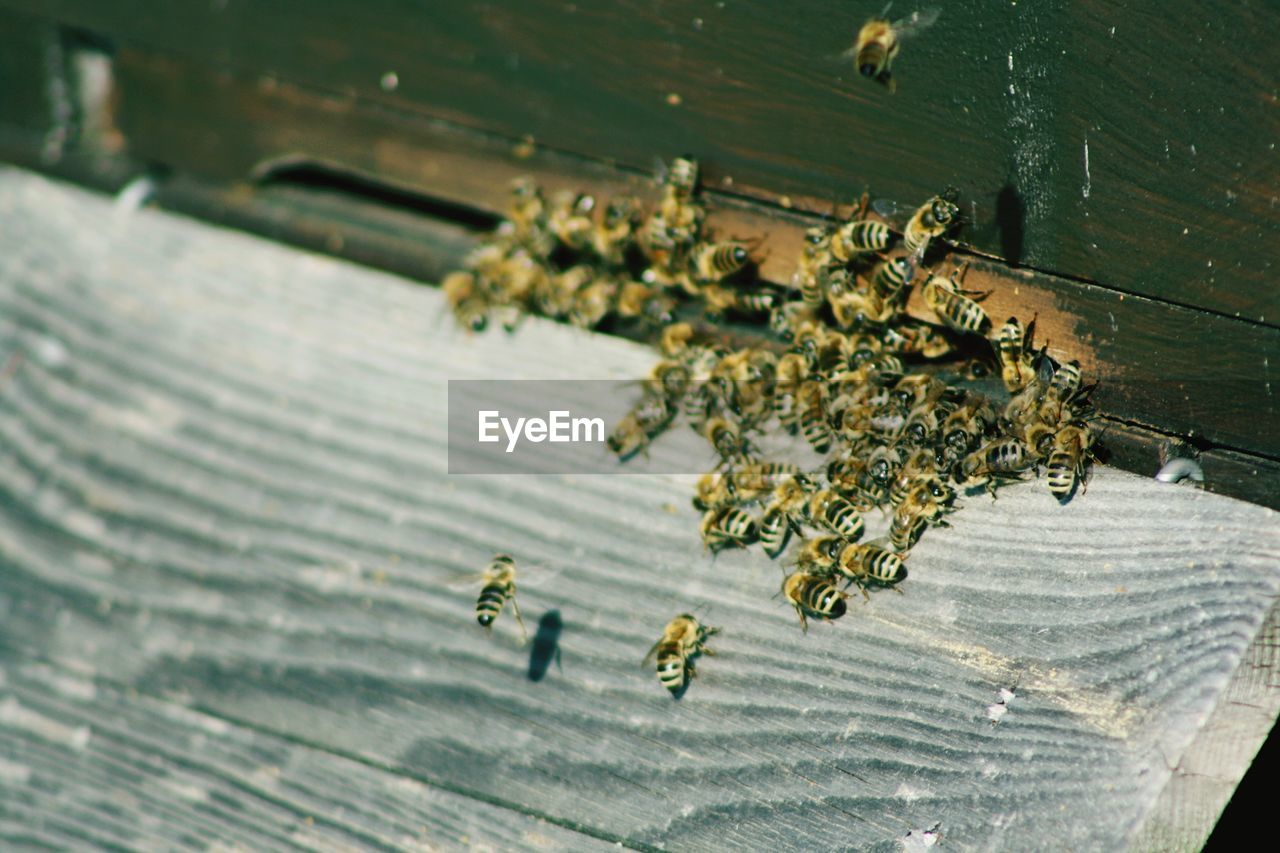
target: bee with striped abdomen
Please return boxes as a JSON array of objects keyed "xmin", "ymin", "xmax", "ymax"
[
  {"xmin": 1046, "ymin": 420, "xmax": 1096, "ymax": 501},
  {"xmin": 690, "ymin": 241, "xmax": 754, "ymax": 283},
  {"xmin": 835, "ymin": 542, "xmax": 907, "ymax": 595},
  {"xmin": 889, "ymin": 478, "xmax": 955, "ymax": 552},
  {"xmin": 869, "ymin": 255, "xmax": 916, "ymax": 302},
  {"xmin": 959, "ymin": 436, "xmax": 1037, "ymax": 493},
  {"xmin": 699, "ymin": 505, "xmax": 760, "ymax": 553},
  {"xmin": 922, "ymin": 266, "xmax": 992, "ymax": 336},
  {"xmin": 807, "ymin": 489, "xmax": 867, "ymax": 542},
  {"xmin": 782, "ymin": 570, "xmax": 849, "ymax": 632},
  {"xmin": 608, "ymin": 394, "xmax": 676, "ymax": 461},
  {"xmin": 759, "ymin": 475, "xmax": 813, "ymax": 559},
  {"xmin": 995, "ymin": 316, "xmax": 1037, "ymax": 392},
  {"xmin": 829, "ymin": 218, "xmax": 894, "ymax": 264},
  {"xmin": 844, "ymin": 7, "xmax": 942, "ymax": 91},
  {"xmin": 644, "ymin": 613, "xmax": 719, "ymax": 696},
  {"xmin": 901, "ymin": 189, "xmax": 959, "ymax": 260},
  {"xmin": 475, "ymin": 554, "xmax": 526, "ymax": 642}
]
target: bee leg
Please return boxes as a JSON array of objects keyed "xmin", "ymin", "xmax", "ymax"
[
  {"xmin": 509, "ymin": 596, "xmax": 528, "ymax": 645},
  {"xmin": 858, "ymin": 585, "xmax": 871, "ymax": 602},
  {"xmin": 795, "ymin": 606, "xmax": 809, "ymax": 634}
]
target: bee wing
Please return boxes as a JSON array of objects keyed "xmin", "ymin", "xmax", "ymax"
[
  {"xmin": 892, "ymin": 8, "xmax": 941, "ymax": 39},
  {"xmin": 641, "ymin": 640, "xmax": 661, "ymax": 668},
  {"xmin": 444, "ymin": 571, "xmax": 488, "ymax": 591},
  {"xmin": 870, "ymin": 198, "xmax": 906, "ymax": 221},
  {"xmin": 518, "ymin": 561, "xmax": 565, "ymax": 589}
]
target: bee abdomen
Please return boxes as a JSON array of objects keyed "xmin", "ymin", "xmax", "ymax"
[
  {"xmin": 656, "ymin": 645, "xmax": 686, "ymax": 692},
  {"xmin": 822, "ymin": 498, "xmax": 865, "ymax": 541},
  {"xmin": 1046, "ymin": 450, "xmax": 1077, "ymax": 498},
  {"xmin": 475, "ymin": 583, "xmax": 509, "ymax": 626},
  {"xmin": 863, "ymin": 546, "xmax": 907, "ymax": 585},
  {"xmin": 759, "ymin": 507, "xmax": 793, "ymax": 559}
]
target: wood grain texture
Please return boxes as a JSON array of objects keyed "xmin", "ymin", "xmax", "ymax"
[
  {"xmin": 0, "ymin": 654, "xmax": 614, "ymax": 851},
  {"xmin": 100, "ymin": 49, "xmax": 1280, "ymax": 462},
  {"xmin": 0, "ymin": 167, "xmax": 1278, "ymax": 850},
  {"xmin": 4, "ymin": 0, "xmax": 1277, "ymax": 322}
]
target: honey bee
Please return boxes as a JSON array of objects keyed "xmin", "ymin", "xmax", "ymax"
[
  {"xmin": 866, "ymin": 444, "xmax": 903, "ymax": 489},
  {"xmin": 547, "ymin": 190, "xmax": 597, "ymax": 251},
  {"xmin": 869, "ymin": 255, "xmax": 916, "ymax": 302},
  {"xmin": 759, "ymin": 475, "xmax": 813, "ymax": 558},
  {"xmin": 795, "ymin": 533, "xmax": 850, "ymax": 574},
  {"xmin": 995, "ymin": 316, "xmax": 1037, "ymax": 392},
  {"xmin": 770, "ymin": 300, "xmax": 819, "ymax": 339},
  {"xmin": 882, "ymin": 321, "xmax": 953, "ymax": 359},
  {"xmin": 1038, "ymin": 359, "xmax": 1090, "ymax": 425},
  {"xmin": 901, "ymin": 189, "xmax": 959, "ymax": 260},
  {"xmin": 701, "ymin": 284, "xmax": 777, "ymax": 318},
  {"xmin": 888, "ymin": 447, "xmax": 940, "ymax": 506},
  {"xmin": 959, "ymin": 436, "xmax": 1037, "ymax": 491},
  {"xmin": 797, "ymin": 380, "xmax": 834, "ymax": 454},
  {"xmin": 704, "ymin": 416, "xmax": 754, "ymax": 464},
  {"xmin": 608, "ymin": 395, "xmax": 676, "ymax": 460},
  {"xmin": 690, "ymin": 241, "xmax": 753, "ymax": 283},
  {"xmin": 835, "ymin": 542, "xmax": 907, "ymax": 593},
  {"xmin": 644, "ymin": 613, "xmax": 719, "ymax": 696},
  {"xmin": 782, "ymin": 570, "xmax": 849, "ymax": 632},
  {"xmin": 615, "ymin": 281, "xmax": 677, "ymax": 326},
  {"xmin": 1046, "ymin": 420, "xmax": 1096, "ymax": 500},
  {"xmin": 699, "ymin": 505, "xmax": 760, "ymax": 552},
  {"xmin": 829, "ymin": 287, "xmax": 896, "ymax": 329},
  {"xmin": 889, "ymin": 479, "xmax": 955, "ymax": 551},
  {"xmin": 661, "ymin": 155, "xmax": 700, "ymax": 203},
  {"xmin": 508, "ymin": 178, "xmax": 555, "ymax": 257},
  {"xmin": 659, "ymin": 321, "xmax": 696, "ymax": 358},
  {"xmin": 829, "ymin": 218, "xmax": 895, "ymax": 263},
  {"xmin": 475, "ymin": 554, "xmax": 526, "ymax": 642},
  {"xmin": 941, "ymin": 397, "xmax": 995, "ymax": 457},
  {"xmin": 845, "ymin": 7, "xmax": 942, "ymax": 91},
  {"xmin": 569, "ymin": 278, "xmax": 618, "ymax": 328},
  {"xmin": 922, "ymin": 267, "xmax": 992, "ymax": 335},
  {"xmin": 793, "ymin": 227, "xmax": 834, "ymax": 306},
  {"xmin": 807, "ymin": 489, "xmax": 867, "ymax": 541},
  {"xmin": 593, "ymin": 196, "xmax": 641, "ymax": 264},
  {"xmin": 442, "ymin": 270, "xmax": 490, "ymax": 332},
  {"xmin": 731, "ymin": 462, "xmax": 803, "ymax": 496},
  {"xmin": 692, "ymin": 472, "xmax": 738, "ymax": 512},
  {"xmin": 773, "ymin": 353, "xmax": 810, "ymax": 433}
]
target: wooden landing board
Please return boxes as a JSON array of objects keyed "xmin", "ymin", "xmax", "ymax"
[{"xmin": 0, "ymin": 167, "xmax": 1278, "ymax": 850}]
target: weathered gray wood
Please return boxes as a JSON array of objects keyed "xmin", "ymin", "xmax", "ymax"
[
  {"xmin": 0, "ymin": 655, "xmax": 614, "ymax": 851},
  {"xmin": 0, "ymin": 167, "xmax": 1278, "ymax": 851}
]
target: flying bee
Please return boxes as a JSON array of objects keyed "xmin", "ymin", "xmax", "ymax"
[
  {"xmin": 547, "ymin": 190, "xmax": 597, "ymax": 251},
  {"xmin": 690, "ymin": 241, "xmax": 754, "ymax": 283},
  {"xmin": 844, "ymin": 6, "xmax": 942, "ymax": 91},
  {"xmin": 835, "ymin": 543, "xmax": 907, "ymax": 594},
  {"xmin": 442, "ymin": 271, "xmax": 490, "ymax": 332},
  {"xmin": 474, "ymin": 554, "xmax": 526, "ymax": 642},
  {"xmin": 644, "ymin": 613, "xmax": 719, "ymax": 696},
  {"xmin": 995, "ymin": 316, "xmax": 1038, "ymax": 392},
  {"xmin": 889, "ymin": 479, "xmax": 955, "ymax": 552},
  {"xmin": 593, "ymin": 196, "xmax": 641, "ymax": 264},
  {"xmin": 608, "ymin": 395, "xmax": 675, "ymax": 460},
  {"xmin": 699, "ymin": 505, "xmax": 760, "ymax": 553},
  {"xmin": 869, "ymin": 255, "xmax": 916, "ymax": 302},
  {"xmin": 922, "ymin": 267, "xmax": 992, "ymax": 336},
  {"xmin": 782, "ymin": 570, "xmax": 849, "ymax": 632},
  {"xmin": 807, "ymin": 489, "xmax": 867, "ymax": 541},
  {"xmin": 901, "ymin": 189, "xmax": 960, "ymax": 260},
  {"xmin": 1046, "ymin": 420, "xmax": 1096, "ymax": 501},
  {"xmin": 759, "ymin": 475, "xmax": 813, "ymax": 558}
]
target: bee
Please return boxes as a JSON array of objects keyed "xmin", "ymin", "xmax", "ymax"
[
  {"xmin": 1046, "ymin": 420, "xmax": 1096, "ymax": 500},
  {"xmin": 782, "ymin": 570, "xmax": 849, "ymax": 632},
  {"xmin": 701, "ymin": 284, "xmax": 777, "ymax": 318},
  {"xmin": 795, "ymin": 534, "xmax": 850, "ymax": 574},
  {"xmin": 922, "ymin": 268, "xmax": 992, "ymax": 335},
  {"xmin": 902, "ymin": 397, "xmax": 946, "ymax": 446},
  {"xmin": 770, "ymin": 300, "xmax": 819, "ymax": 339},
  {"xmin": 794, "ymin": 227, "xmax": 834, "ymax": 306},
  {"xmin": 615, "ymin": 281, "xmax": 677, "ymax": 326},
  {"xmin": 835, "ymin": 543, "xmax": 907, "ymax": 593},
  {"xmin": 692, "ymin": 472, "xmax": 738, "ymax": 512},
  {"xmin": 475, "ymin": 554, "xmax": 526, "ymax": 642},
  {"xmin": 829, "ymin": 218, "xmax": 895, "ymax": 263},
  {"xmin": 508, "ymin": 178, "xmax": 555, "ymax": 257},
  {"xmin": 826, "ymin": 456, "xmax": 886, "ymax": 508},
  {"xmin": 829, "ymin": 287, "xmax": 896, "ymax": 329},
  {"xmin": 1038, "ymin": 359, "xmax": 1091, "ymax": 425},
  {"xmin": 704, "ymin": 416, "xmax": 754, "ymax": 464},
  {"xmin": 442, "ymin": 270, "xmax": 490, "ymax": 332},
  {"xmin": 889, "ymin": 479, "xmax": 955, "ymax": 551},
  {"xmin": 661, "ymin": 155, "xmax": 700, "ymax": 203},
  {"xmin": 845, "ymin": 7, "xmax": 942, "ymax": 91},
  {"xmin": 869, "ymin": 255, "xmax": 916, "ymax": 302},
  {"xmin": 941, "ymin": 397, "xmax": 996, "ymax": 457},
  {"xmin": 866, "ymin": 444, "xmax": 903, "ymax": 489},
  {"xmin": 699, "ymin": 505, "xmax": 760, "ymax": 553},
  {"xmin": 569, "ymin": 278, "xmax": 618, "ymax": 328},
  {"xmin": 759, "ymin": 476, "xmax": 813, "ymax": 558},
  {"xmin": 644, "ymin": 359, "xmax": 692, "ymax": 404},
  {"xmin": 773, "ymin": 353, "xmax": 810, "ymax": 433},
  {"xmin": 882, "ymin": 321, "xmax": 953, "ymax": 359},
  {"xmin": 797, "ymin": 380, "xmax": 834, "ymax": 454},
  {"xmin": 959, "ymin": 436, "xmax": 1037, "ymax": 492},
  {"xmin": 902, "ymin": 189, "xmax": 960, "ymax": 260},
  {"xmin": 547, "ymin": 190, "xmax": 597, "ymax": 251},
  {"xmin": 807, "ymin": 489, "xmax": 866, "ymax": 541},
  {"xmin": 659, "ymin": 321, "xmax": 697, "ymax": 358},
  {"xmin": 593, "ymin": 196, "xmax": 641, "ymax": 264},
  {"xmin": 644, "ymin": 613, "xmax": 719, "ymax": 696},
  {"xmin": 608, "ymin": 395, "xmax": 675, "ymax": 460},
  {"xmin": 888, "ymin": 447, "xmax": 940, "ymax": 507},
  {"xmin": 690, "ymin": 241, "xmax": 753, "ymax": 283},
  {"xmin": 731, "ymin": 462, "xmax": 803, "ymax": 496},
  {"xmin": 995, "ymin": 316, "xmax": 1038, "ymax": 392}
]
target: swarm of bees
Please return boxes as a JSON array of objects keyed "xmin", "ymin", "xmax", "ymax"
[{"xmin": 448, "ymin": 154, "xmax": 1099, "ymax": 694}]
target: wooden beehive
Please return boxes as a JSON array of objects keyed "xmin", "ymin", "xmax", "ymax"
[{"xmin": 0, "ymin": 2, "xmax": 1276, "ymax": 849}]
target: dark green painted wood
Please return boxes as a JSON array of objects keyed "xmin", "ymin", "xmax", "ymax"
[
  {"xmin": 1, "ymin": 0, "xmax": 1277, "ymax": 323},
  {"xmin": 0, "ymin": 11, "xmax": 57, "ymax": 141}
]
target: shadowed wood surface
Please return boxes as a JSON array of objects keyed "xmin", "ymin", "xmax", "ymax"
[
  {"xmin": 4, "ymin": 0, "xmax": 1277, "ymax": 323},
  {"xmin": 1, "ymin": 168, "xmax": 1278, "ymax": 851}
]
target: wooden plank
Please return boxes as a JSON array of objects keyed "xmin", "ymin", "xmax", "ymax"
[
  {"xmin": 4, "ymin": 0, "xmax": 1277, "ymax": 323},
  {"xmin": 0, "ymin": 10, "xmax": 58, "ymax": 146},
  {"xmin": 105, "ymin": 50, "xmax": 1280, "ymax": 462},
  {"xmin": 0, "ymin": 653, "xmax": 616, "ymax": 850},
  {"xmin": 1, "ymin": 165, "xmax": 1278, "ymax": 850}
]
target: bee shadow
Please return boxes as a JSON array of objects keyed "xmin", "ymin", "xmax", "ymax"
[
  {"xmin": 995, "ymin": 182, "xmax": 1026, "ymax": 268},
  {"xmin": 526, "ymin": 610, "xmax": 563, "ymax": 683}
]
